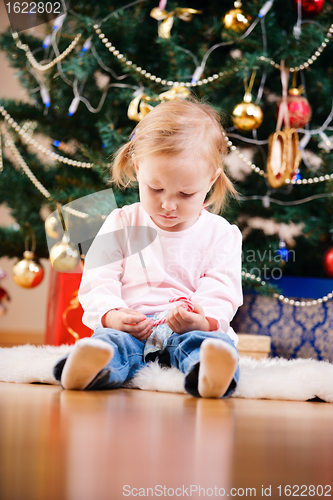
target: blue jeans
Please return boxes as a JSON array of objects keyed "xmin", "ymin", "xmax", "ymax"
[{"xmin": 53, "ymin": 327, "xmax": 240, "ymax": 398}]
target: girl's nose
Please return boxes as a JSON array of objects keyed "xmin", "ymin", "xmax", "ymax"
[{"xmin": 161, "ymin": 197, "xmax": 177, "ymax": 211}]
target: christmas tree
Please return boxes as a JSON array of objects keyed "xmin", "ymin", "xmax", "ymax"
[{"xmin": 0, "ymin": 0, "xmax": 333, "ymax": 301}]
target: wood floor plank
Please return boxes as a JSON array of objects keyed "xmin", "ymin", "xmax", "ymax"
[{"xmin": 0, "ymin": 382, "xmax": 333, "ymax": 500}]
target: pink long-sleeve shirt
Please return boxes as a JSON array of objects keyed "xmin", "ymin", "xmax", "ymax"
[{"xmin": 78, "ymin": 202, "xmax": 243, "ymax": 345}]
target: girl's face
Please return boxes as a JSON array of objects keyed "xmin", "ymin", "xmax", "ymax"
[{"xmin": 134, "ymin": 155, "xmax": 221, "ymax": 232}]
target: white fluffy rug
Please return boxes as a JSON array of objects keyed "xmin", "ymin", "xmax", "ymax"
[{"xmin": 0, "ymin": 344, "xmax": 333, "ymax": 402}]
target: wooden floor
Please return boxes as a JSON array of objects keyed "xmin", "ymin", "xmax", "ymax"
[{"xmin": 0, "ymin": 383, "xmax": 333, "ymax": 500}]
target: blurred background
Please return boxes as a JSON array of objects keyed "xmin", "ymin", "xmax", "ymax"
[{"xmin": 0, "ymin": 1, "xmax": 48, "ymax": 343}]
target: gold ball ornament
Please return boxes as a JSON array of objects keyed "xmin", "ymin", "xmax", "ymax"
[
  {"xmin": 223, "ymin": 6, "xmax": 251, "ymax": 33},
  {"xmin": 49, "ymin": 235, "xmax": 80, "ymax": 273},
  {"xmin": 232, "ymin": 93, "xmax": 263, "ymax": 131},
  {"xmin": 12, "ymin": 251, "xmax": 44, "ymax": 288}
]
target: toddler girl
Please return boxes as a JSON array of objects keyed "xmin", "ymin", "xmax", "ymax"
[{"xmin": 53, "ymin": 98, "xmax": 243, "ymax": 398}]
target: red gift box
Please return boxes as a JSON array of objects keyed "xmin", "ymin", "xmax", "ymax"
[{"xmin": 45, "ymin": 267, "xmax": 92, "ymax": 346}]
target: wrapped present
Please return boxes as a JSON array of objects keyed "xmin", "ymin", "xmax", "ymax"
[
  {"xmin": 237, "ymin": 334, "xmax": 271, "ymax": 360},
  {"xmin": 45, "ymin": 267, "xmax": 92, "ymax": 346}
]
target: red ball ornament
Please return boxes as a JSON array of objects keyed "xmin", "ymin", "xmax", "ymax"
[
  {"xmin": 323, "ymin": 247, "xmax": 333, "ymax": 277},
  {"xmin": 277, "ymin": 88, "xmax": 312, "ymax": 129},
  {"xmin": 293, "ymin": 0, "xmax": 324, "ymax": 16}
]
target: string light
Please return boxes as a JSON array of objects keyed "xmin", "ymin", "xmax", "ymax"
[
  {"xmin": 82, "ymin": 36, "xmax": 92, "ymax": 52},
  {"xmin": 239, "ymin": 192, "xmax": 333, "ymax": 206},
  {"xmin": 70, "ymin": 76, "xmax": 138, "ymax": 115},
  {"xmin": 258, "ymin": 0, "xmax": 274, "ymax": 18},
  {"xmin": 42, "ymin": 34, "xmax": 52, "ymax": 49},
  {"xmin": 40, "ymin": 84, "xmax": 51, "ymax": 108},
  {"xmin": 68, "ymin": 96, "xmax": 80, "ymax": 116},
  {"xmin": 53, "ymin": 13, "xmax": 67, "ymax": 31},
  {"xmin": 91, "ymin": 45, "xmax": 130, "ymax": 81}
]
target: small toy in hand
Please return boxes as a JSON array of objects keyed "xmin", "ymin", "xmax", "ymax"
[{"xmin": 149, "ymin": 296, "xmax": 194, "ymax": 327}]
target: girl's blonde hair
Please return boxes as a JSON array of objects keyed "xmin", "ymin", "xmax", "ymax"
[{"xmin": 111, "ymin": 98, "xmax": 236, "ymax": 214}]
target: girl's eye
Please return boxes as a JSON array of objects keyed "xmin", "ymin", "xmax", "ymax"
[
  {"xmin": 149, "ymin": 186, "xmax": 163, "ymax": 192},
  {"xmin": 181, "ymin": 192, "xmax": 194, "ymax": 197}
]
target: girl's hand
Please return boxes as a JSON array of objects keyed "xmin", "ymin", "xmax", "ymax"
[
  {"xmin": 102, "ymin": 308, "xmax": 153, "ymax": 341},
  {"xmin": 166, "ymin": 300, "xmax": 210, "ymax": 334}
]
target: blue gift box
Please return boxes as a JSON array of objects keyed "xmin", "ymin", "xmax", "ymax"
[{"xmin": 231, "ymin": 277, "xmax": 333, "ymax": 362}]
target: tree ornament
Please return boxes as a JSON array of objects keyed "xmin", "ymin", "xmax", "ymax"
[
  {"xmin": 45, "ymin": 214, "xmax": 63, "ymax": 239},
  {"xmin": 267, "ymin": 131, "xmax": 289, "ymax": 188},
  {"xmin": 49, "ymin": 234, "xmax": 80, "ymax": 273},
  {"xmin": 159, "ymin": 86, "xmax": 191, "ymax": 101},
  {"xmin": 150, "ymin": 7, "xmax": 202, "ymax": 39},
  {"xmin": 223, "ymin": 1, "xmax": 251, "ymax": 33},
  {"xmin": 232, "ymin": 95, "xmax": 263, "ymax": 131},
  {"xmin": 267, "ymin": 128, "xmax": 301, "ymax": 188},
  {"xmin": 323, "ymin": 247, "xmax": 333, "ymax": 277},
  {"xmin": 293, "ymin": 0, "xmax": 324, "ymax": 17},
  {"xmin": 128, "ymin": 86, "xmax": 191, "ymax": 122},
  {"xmin": 232, "ymin": 70, "xmax": 263, "ymax": 131},
  {"xmin": 277, "ymin": 88, "xmax": 312, "ymax": 129},
  {"xmin": 267, "ymin": 62, "xmax": 302, "ymax": 188},
  {"xmin": 12, "ymin": 251, "xmax": 44, "ymax": 288}
]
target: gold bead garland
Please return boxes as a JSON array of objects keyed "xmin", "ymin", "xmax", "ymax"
[
  {"xmin": 241, "ymin": 271, "xmax": 333, "ymax": 306},
  {"xmin": 223, "ymin": 132, "xmax": 266, "ymax": 177},
  {"xmin": 0, "ymin": 105, "xmax": 93, "ymax": 169},
  {"xmin": 274, "ymin": 292, "xmax": 333, "ymax": 307},
  {"xmin": 93, "ymin": 21, "xmax": 333, "ymax": 88},
  {"xmin": 4, "ymin": 132, "xmax": 52, "ymax": 199},
  {"xmin": 12, "ymin": 32, "xmax": 82, "ymax": 72},
  {"xmin": 93, "ymin": 24, "xmax": 236, "ymax": 87},
  {"xmin": 4, "ymin": 130, "xmax": 92, "ymax": 222},
  {"xmin": 285, "ymin": 173, "xmax": 333, "ymax": 185},
  {"xmin": 258, "ymin": 24, "xmax": 333, "ymax": 72}
]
